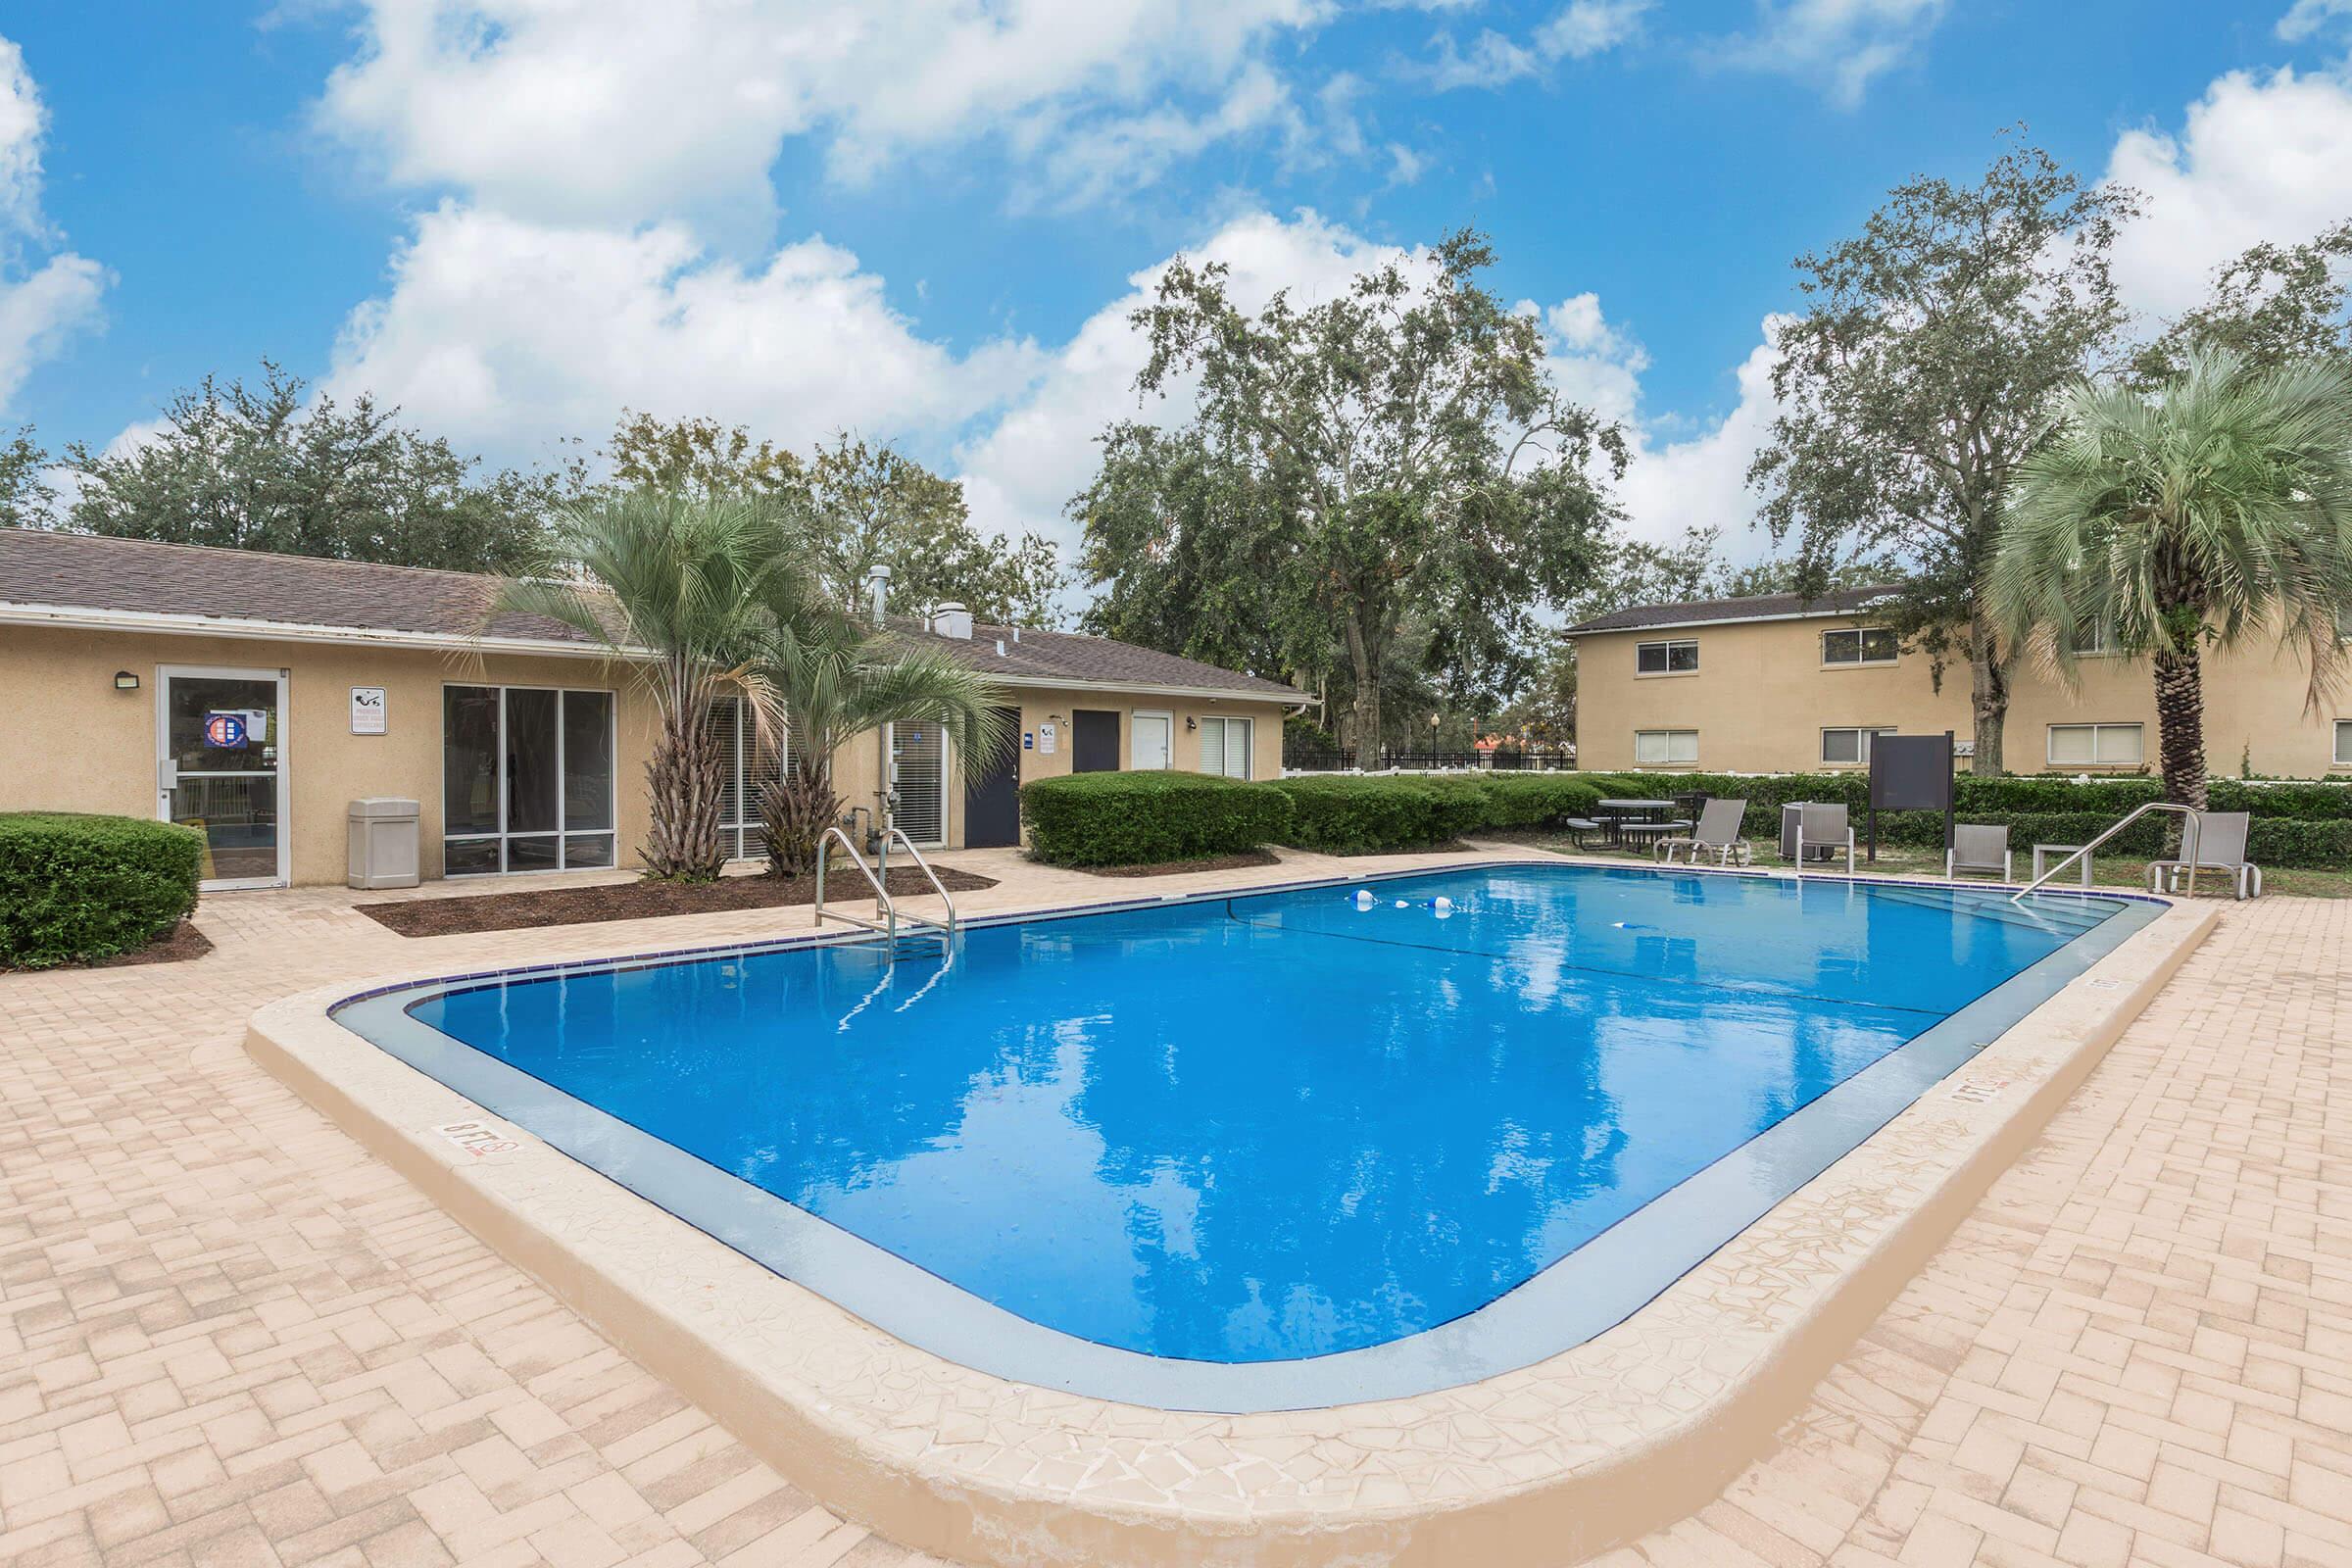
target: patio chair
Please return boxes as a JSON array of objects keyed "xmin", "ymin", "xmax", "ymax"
[
  {"xmin": 1795, "ymin": 803, "xmax": 1855, "ymax": 874},
  {"xmin": 1944, "ymin": 823, "xmax": 2013, "ymax": 882},
  {"xmin": 1657, "ymin": 798, "xmax": 1751, "ymax": 866},
  {"xmin": 2146, "ymin": 811, "xmax": 2263, "ymax": 900}
]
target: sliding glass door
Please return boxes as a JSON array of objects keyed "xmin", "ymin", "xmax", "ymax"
[{"xmin": 442, "ymin": 685, "xmax": 615, "ymax": 874}]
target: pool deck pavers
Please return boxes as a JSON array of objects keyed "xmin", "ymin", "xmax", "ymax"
[{"xmin": 2, "ymin": 846, "xmax": 2344, "ymax": 1567}]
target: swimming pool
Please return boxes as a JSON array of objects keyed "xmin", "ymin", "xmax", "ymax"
[{"xmin": 334, "ymin": 861, "xmax": 2152, "ymax": 1411}]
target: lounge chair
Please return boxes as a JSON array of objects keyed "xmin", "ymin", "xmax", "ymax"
[
  {"xmin": 2147, "ymin": 811, "xmax": 2263, "ymax": 900},
  {"xmin": 1795, "ymin": 803, "xmax": 1855, "ymax": 873},
  {"xmin": 1657, "ymin": 798, "xmax": 1751, "ymax": 866},
  {"xmin": 1944, "ymin": 823, "xmax": 2013, "ymax": 881}
]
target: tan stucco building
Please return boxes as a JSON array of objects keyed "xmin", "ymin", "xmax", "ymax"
[
  {"xmin": 0, "ymin": 529, "xmax": 1304, "ymax": 889},
  {"xmin": 1566, "ymin": 585, "xmax": 2352, "ymax": 779}
]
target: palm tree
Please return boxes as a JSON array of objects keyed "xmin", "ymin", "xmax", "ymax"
[
  {"xmin": 755, "ymin": 612, "xmax": 1013, "ymax": 876},
  {"xmin": 495, "ymin": 491, "xmax": 813, "ymax": 880},
  {"xmin": 1988, "ymin": 349, "xmax": 2352, "ymax": 811}
]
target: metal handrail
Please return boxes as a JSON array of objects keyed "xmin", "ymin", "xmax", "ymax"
[
  {"xmin": 814, "ymin": 825, "xmax": 897, "ymax": 939},
  {"xmin": 885, "ymin": 827, "xmax": 959, "ymax": 933},
  {"xmin": 2012, "ymin": 802, "xmax": 2202, "ymax": 903}
]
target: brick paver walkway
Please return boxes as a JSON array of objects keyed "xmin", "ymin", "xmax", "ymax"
[{"xmin": 1, "ymin": 861, "xmax": 2343, "ymax": 1566}]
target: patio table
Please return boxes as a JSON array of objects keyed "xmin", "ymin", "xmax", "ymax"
[{"xmin": 1594, "ymin": 798, "xmax": 1674, "ymax": 849}]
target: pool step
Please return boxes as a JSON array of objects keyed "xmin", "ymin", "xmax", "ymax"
[{"xmin": 835, "ymin": 929, "xmax": 955, "ymax": 963}]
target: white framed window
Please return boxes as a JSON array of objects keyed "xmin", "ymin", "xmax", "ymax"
[
  {"xmin": 1636, "ymin": 638, "xmax": 1699, "ymax": 674},
  {"xmin": 1821, "ymin": 727, "xmax": 1897, "ymax": 766},
  {"xmin": 2335, "ymin": 719, "xmax": 2351, "ymax": 766},
  {"xmin": 1198, "ymin": 715, "xmax": 1253, "ymax": 778},
  {"xmin": 1821, "ymin": 627, "xmax": 1899, "ymax": 665},
  {"xmin": 2047, "ymin": 722, "xmax": 2144, "ymax": 766},
  {"xmin": 2069, "ymin": 621, "xmax": 2118, "ymax": 657},
  {"xmin": 1634, "ymin": 729, "xmax": 1698, "ymax": 765}
]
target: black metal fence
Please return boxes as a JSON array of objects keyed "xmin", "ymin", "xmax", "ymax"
[{"xmin": 1281, "ymin": 744, "xmax": 1578, "ymax": 773}]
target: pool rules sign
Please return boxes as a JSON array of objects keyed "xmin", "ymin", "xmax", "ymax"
[{"xmin": 350, "ymin": 686, "xmax": 387, "ymax": 735}]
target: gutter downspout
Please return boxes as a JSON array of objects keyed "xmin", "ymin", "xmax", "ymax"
[{"xmin": 868, "ymin": 566, "xmax": 893, "ymax": 858}]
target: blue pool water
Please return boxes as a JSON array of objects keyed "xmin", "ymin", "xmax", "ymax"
[{"xmin": 388, "ymin": 864, "xmax": 2132, "ymax": 1367}]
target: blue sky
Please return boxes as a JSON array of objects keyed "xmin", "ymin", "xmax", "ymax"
[{"xmin": 4, "ymin": 1, "xmax": 2349, "ymax": 565}]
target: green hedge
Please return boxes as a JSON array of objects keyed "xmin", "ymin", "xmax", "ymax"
[
  {"xmin": 1554, "ymin": 769, "xmax": 2352, "ymax": 867},
  {"xmin": 1268, "ymin": 773, "xmax": 1603, "ymax": 854},
  {"xmin": 1020, "ymin": 771, "xmax": 1295, "ymax": 866},
  {"xmin": 0, "ymin": 812, "xmax": 204, "ymax": 969}
]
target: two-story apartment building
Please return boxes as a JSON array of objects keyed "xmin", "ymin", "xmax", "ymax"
[{"xmin": 1565, "ymin": 584, "xmax": 2352, "ymax": 777}]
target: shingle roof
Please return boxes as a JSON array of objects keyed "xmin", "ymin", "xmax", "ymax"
[
  {"xmin": 888, "ymin": 615, "xmax": 1308, "ymax": 701},
  {"xmin": 0, "ymin": 527, "xmax": 1309, "ymax": 701},
  {"xmin": 1563, "ymin": 583, "xmax": 1906, "ymax": 634},
  {"xmin": 0, "ymin": 526, "xmax": 602, "ymax": 645}
]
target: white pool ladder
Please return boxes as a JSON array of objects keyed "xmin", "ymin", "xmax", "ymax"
[
  {"xmin": 813, "ymin": 824, "xmax": 958, "ymax": 956},
  {"xmin": 2012, "ymin": 802, "xmax": 2202, "ymax": 903}
]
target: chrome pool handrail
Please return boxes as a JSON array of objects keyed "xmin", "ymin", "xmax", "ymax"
[
  {"xmin": 885, "ymin": 826, "xmax": 958, "ymax": 934},
  {"xmin": 2012, "ymin": 802, "xmax": 2201, "ymax": 903},
  {"xmin": 815, "ymin": 825, "xmax": 898, "ymax": 940}
]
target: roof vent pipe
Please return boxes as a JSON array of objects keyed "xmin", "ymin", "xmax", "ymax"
[
  {"xmin": 865, "ymin": 564, "xmax": 890, "ymax": 623},
  {"xmin": 994, "ymin": 638, "xmax": 1005, "ymax": 657}
]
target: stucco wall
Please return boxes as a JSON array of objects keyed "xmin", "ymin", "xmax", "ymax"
[
  {"xmin": 826, "ymin": 684, "xmax": 1292, "ymax": 849},
  {"xmin": 0, "ymin": 624, "xmax": 661, "ymax": 885},
  {"xmin": 1571, "ymin": 615, "xmax": 2351, "ymax": 777},
  {"xmin": 1, "ymin": 623, "xmax": 1299, "ymax": 883}
]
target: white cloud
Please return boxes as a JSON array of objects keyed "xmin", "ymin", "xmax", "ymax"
[
  {"xmin": 2106, "ymin": 65, "xmax": 2352, "ymax": 319},
  {"xmin": 318, "ymin": 0, "xmax": 1334, "ymax": 227},
  {"xmin": 1611, "ymin": 325, "xmax": 1788, "ymax": 556},
  {"xmin": 1409, "ymin": 0, "xmax": 1650, "ymax": 91},
  {"xmin": 956, "ymin": 209, "xmax": 1405, "ymax": 554},
  {"xmin": 0, "ymin": 34, "xmax": 106, "ymax": 414},
  {"xmin": 2278, "ymin": 0, "xmax": 2352, "ymax": 43},
  {"xmin": 1714, "ymin": 0, "xmax": 1948, "ymax": 108},
  {"xmin": 325, "ymin": 203, "xmax": 1046, "ymax": 461}
]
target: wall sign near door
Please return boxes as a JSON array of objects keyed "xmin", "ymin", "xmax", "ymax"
[
  {"xmin": 351, "ymin": 686, "xmax": 388, "ymax": 735},
  {"xmin": 1038, "ymin": 723, "xmax": 1057, "ymax": 756}
]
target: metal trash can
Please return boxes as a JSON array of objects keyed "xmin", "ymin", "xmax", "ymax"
[{"xmin": 348, "ymin": 798, "xmax": 420, "ymax": 889}]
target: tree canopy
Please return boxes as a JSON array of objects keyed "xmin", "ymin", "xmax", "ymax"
[
  {"xmin": 2135, "ymin": 220, "xmax": 2352, "ymax": 382},
  {"xmin": 1078, "ymin": 228, "xmax": 1624, "ymax": 753},
  {"xmin": 603, "ymin": 416, "xmax": 1066, "ymax": 626},
  {"xmin": 1748, "ymin": 138, "xmax": 2136, "ymax": 773},
  {"xmin": 59, "ymin": 364, "xmax": 566, "ymax": 573}
]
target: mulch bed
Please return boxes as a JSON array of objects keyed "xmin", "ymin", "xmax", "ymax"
[
  {"xmin": 359, "ymin": 866, "xmax": 998, "ymax": 938},
  {"xmin": 1082, "ymin": 849, "xmax": 1285, "ymax": 878},
  {"xmin": 3, "ymin": 920, "xmax": 216, "ymax": 974}
]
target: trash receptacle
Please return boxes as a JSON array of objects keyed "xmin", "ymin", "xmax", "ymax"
[{"xmin": 348, "ymin": 798, "xmax": 420, "ymax": 889}]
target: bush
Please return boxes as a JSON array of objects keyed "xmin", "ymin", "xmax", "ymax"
[
  {"xmin": 1020, "ymin": 771, "xmax": 1294, "ymax": 866},
  {"xmin": 1565, "ymin": 768, "xmax": 2352, "ymax": 866},
  {"xmin": 1477, "ymin": 774, "xmax": 1603, "ymax": 829},
  {"xmin": 1272, "ymin": 775, "xmax": 1473, "ymax": 853},
  {"xmin": 0, "ymin": 812, "xmax": 204, "ymax": 969}
]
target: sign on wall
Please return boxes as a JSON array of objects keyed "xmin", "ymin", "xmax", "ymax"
[
  {"xmin": 1038, "ymin": 722, "xmax": 1058, "ymax": 756},
  {"xmin": 351, "ymin": 686, "xmax": 387, "ymax": 735}
]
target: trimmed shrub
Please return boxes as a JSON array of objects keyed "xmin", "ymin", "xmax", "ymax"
[
  {"xmin": 1564, "ymin": 768, "xmax": 2352, "ymax": 866},
  {"xmin": 1020, "ymin": 771, "xmax": 1294, "ymax": 866},
  {"xmin": 1477, "ymin": 774, "xmax": 1603, "ymax": 829},
  {"xmin": 0, "ymin": 812, "xmax": 204, "ymax": 969},
  {"xmin": 1273, "ymin": 775, "xmax": 1482, "ymax": 853}
]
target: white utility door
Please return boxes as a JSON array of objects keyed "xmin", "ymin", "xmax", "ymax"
[
  {"xmin": 1132, "ymin": 711, "xmax": 1173, "ymax": 770},
  {"xmin": 157, "ymin": 665, "xmax": 289, "ymax": 889}
]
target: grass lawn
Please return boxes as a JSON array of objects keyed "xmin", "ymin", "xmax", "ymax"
[{"xmin": 1511, "ymin": 829, "xmax": 2352, "ymax": 900}]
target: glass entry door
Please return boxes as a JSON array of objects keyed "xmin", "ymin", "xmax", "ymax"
[{"xmin": 158, "ymin": 666, "xmax": 288, "ymax": 889}]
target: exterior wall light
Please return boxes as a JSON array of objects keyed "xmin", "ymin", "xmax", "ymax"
[
  {"xmin": 114, "ymin": 670, "xmax": 140, "ymax": 691},
  {"xmin": 1185, "ymin": 715, "xmax": 1197, "ymax": 731}
]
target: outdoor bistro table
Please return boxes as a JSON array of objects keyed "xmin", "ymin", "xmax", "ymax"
[{"xmin": 1594, "ymin": 798, "xmax": 1675, "ymax": 849}]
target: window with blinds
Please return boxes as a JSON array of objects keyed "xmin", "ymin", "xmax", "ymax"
[
  {"xmin": 709, "ymin": 697, "xmax": 788, "ymax": 861},
  {"xmin": 1198, "ymin": 715, "xmax": 1252, "ymax": 779}
]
